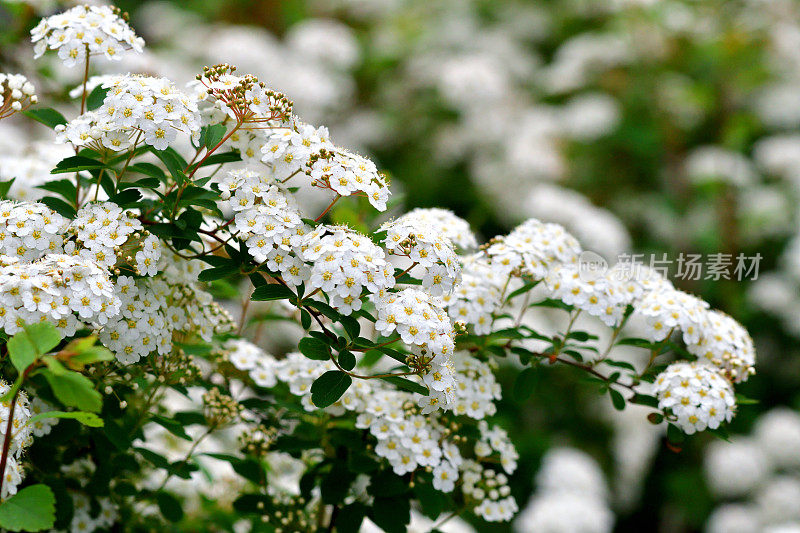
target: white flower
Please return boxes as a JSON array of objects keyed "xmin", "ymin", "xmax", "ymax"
[
  {"xmin": 653, "ymin": 362, "xmax": 736, "ymax": 435},
  {"xmin": 31, "ymin": 5, "xmax": 144, "ymax": 66}
]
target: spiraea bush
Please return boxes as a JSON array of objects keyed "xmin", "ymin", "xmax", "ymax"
[{"xmin": 0, "ymin": 4, "xmax": 758, "ymax": 532}]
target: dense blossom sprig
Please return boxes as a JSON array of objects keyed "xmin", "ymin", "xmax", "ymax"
[
  {"xmin": 30, "ymin": 4, "xmax": 144, "ymax": 66},
  {"xmin": 57, "ymin": 75, "xmax": 200, "ymax": 151}
]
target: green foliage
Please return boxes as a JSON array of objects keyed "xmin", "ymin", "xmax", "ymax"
[
  {"xmin": 310, "ymin": 370, "xmax": 352, "ymax": 408},
  {"xmin": 0, "ymin": 484, "xmax": 56, "ymax": 532}
]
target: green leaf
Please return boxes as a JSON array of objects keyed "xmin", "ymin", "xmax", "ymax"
[
  {"xmin": 0, "ymin": 179, "xmax": 14, "ymax": 199},
  {"xmin": 0, "ymin": 484, "xmax": 55, "ymax": 532},
  {"xmin": 200, "ymin": 123, "xmax": 227, "ymax": 149},
  {"xmin": 7, "ymin": 322, "xmax": 62, "ymax": 373},
  {"xmin": 150, "ymin": 147, "xmax": 188, "ymax": 184},
  {"xmin": 27, "ymin": 410, "xmax": 103, "ymax": 428},
  {"xmin": 631, "ymin": 393, "xmax": 659, "ymax": 408},
  {"xmin": 379, "ymin": 376, "xmax": 426, "ymax": 395},
  {"xmin": 22, "ymin": 108, "xmax": 67, "ymax": 129},
  {"xmin": 609, "ymin": 388, "xmax": 626, "ymax": 410},
  {"xmin": 197, "ymin": 151, "xmax": 241, "ymax": 167},
  {"xmin": 50, "ymin": 156, "xmax": 106, "ymax": 174},
  {"xmin": 197, "ymin": 264, "xmax": 239, "ymax": 282},
  {"xmin": 338, "ymin": 350, "xmax": 356, "ymax": 371},
  {"xmin": 156, "ymin": 491, "xmax": 183, "ymax": 523},
  {"xmin": 128, "ymin": 163, "xmax": 167, "ymax": 182},
  {"xmin": 86, "ymin": 85, "xmax": 108, "ymax": 111},
  {"xmin": 512, "ymin": 367, "xmax": 539, "ymax": 402},
  {"xmin": 39, "ymin": 197, "xmax": 76, "ymax": 218},
  {"xmin": 298, "ymin": 337, "xmax": 331, "ymax": 361},
  {"xmin": 251, "ymin": 284, "xmax": 294, "ymax": 301},
  {"xmin": 311, "ymin": 370, "xmax": 352, "ymax": 408},
  {"xmin": 43, "ymin": 369, "xmax": 102, "ymax": 413}
]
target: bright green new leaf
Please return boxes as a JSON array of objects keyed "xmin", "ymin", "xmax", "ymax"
[
  {"xmin": 27, "ymin": 410, "xmax": 103, "ymax": 428},
  {"xmin": 0, "ymin": 484, "xmax": 55, "ymax": 531},
  {"xmin": 7, "ymin": 322, "xmax": 62, "ymax": 373},
  {"xmin": 43, "ymin": 369, "xmax": 102, "ymax": 413}
]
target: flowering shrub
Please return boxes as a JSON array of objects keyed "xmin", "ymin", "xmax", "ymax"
[{"xmin": 0, "ymin": 4, "xmax": 760, "ymax": 532}]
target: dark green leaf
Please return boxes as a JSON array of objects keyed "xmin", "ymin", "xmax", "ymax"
[
  {"xmin": 156, "ymin": 491, "xmax": 183, "ymax": 523},
  {"xmin": 251, "ymin": 284, "xmax": 294, "ymax": 301},
  {"xmin": 379, "ymin": 375, "xmax": 426, "ymax": 395},
  {"xmin": 609, "ymin": 388, "xmax": 626, "ymax": 410},
  {"xmin": 86, "ymin": 85, "xmax": 108, "ymax": 111},
  {"xmin": 40, "ymin": 197, "xmax": 76, "ymax": 218},
  {"xmin": 298, "ymin": 338, "xmax": 331, "ymax": 361},
  {"xmin": 50, "ymin": 156, "xmax": 106, "ymax": 174},
  {"xmin": 0, "ymin": 179, "xmax": 14, "ymax": 199},
  {"xmin": 338, "ymin": 350, "xmax": 356, "ymax": 371},
  {"xmin": 512, "ymin": 367, "xmax": 539, "ymax": 402},
  {"xmin": 22, "ymin": 108, "xmax": 67, "ymax": 129},
  {"xmin": 311, "ymin": 370, "xmax": 352, "ymax": 408}
]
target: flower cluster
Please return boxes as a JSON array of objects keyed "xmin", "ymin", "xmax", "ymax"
[
  {"xmin": 380, "ymin": 212, "xmax": 461, "ymax": 296},
  {"xmin": 0, "ymin": 253, "xmax": 119, "ymax": 336},
  {"xmin": 241, "ymin": 346, "xmax": 519, "ymax": 523},
  {"xmin": 100, "ymin": 276, "xmax": 233, "ymax": 364},
  {"xmin": 306, "ymin": 147, "xmax": 390, "ymax": 211},
  {"xmin": 57, "ymin": 75, "xmax": 200, "ymax": 151},
  {"xmin": 68, "ymin": 202, "xmax": 160, "ymax": 275},
  {"xmin": 299, "ymin": 225, "xmax": 394, "ymax": 314},
  {"xmin": 450, "ymin": 354, "xmax": 502, "ymax": 419},
  {"xmin": 257, "ymin": 120, "xmax": 329, "ymax": 171},
  {"xmin": 653, "ymin": 362, "xmax": 736, "ymax": 434},
  {"xmin": 463, "ymin": 459, "xmax": 519, "ymax": 522},
  {"xmin": 398, "ymin": 208, "xmax": 478, "ymax": 251},
  {"xmin": 30, "ymin": 4, "xmax": 144, "ymax": 66},
  {"xmin": 485, "ymin": 218, "xmax": 582, "ymax": 279},
  {"xmin": 544, "ymin": 263, "xmax": 627, "ymax": 327},
  {"xmin": 686, "ymin": 310, "xmax": 756, "ymax": 383},
  {"xmin": 0, "ymin": 201, "xmax": 68, "ymax": 262},
  {"xmin": 0, "ymin": 74, "xmax": 37, "ymax": 119},
  {"xmin": 636, "ymin": 286, "xmax": 710, "ymax": 344},
  {"xmin": 442, "ymin": 253, "xmax": 504, "ymax": 335},
  {"xmin": 217, "ymin": 169, "xmax": 307, "ymax": 274}
]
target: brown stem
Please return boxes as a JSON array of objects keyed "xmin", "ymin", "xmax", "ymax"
[
  {"xmin": 315, "ymin": 195, "xmax": 341, "ymax": 222},
  {"xmin": 0, "ymin": 391, "xmax": 19, "ymax": 496}
]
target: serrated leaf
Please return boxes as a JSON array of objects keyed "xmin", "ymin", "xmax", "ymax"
[
  {"xmin": 43, "ymin": 369, "xmax": 102, "ymax": 413},
  {"xmin": 0, "ymin": 484, "xmax": 55, "ymax": 531},
  {"xmin": 39, "ymin": 197, "xmax": 76, "ymax": 218},
  {"xmin": 311, "ymin": 370, "xmax": 352, "ymax": 408},
  {"xmin": 8, "ymin": 322, "xmax": 62, "ymax": 373}
]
